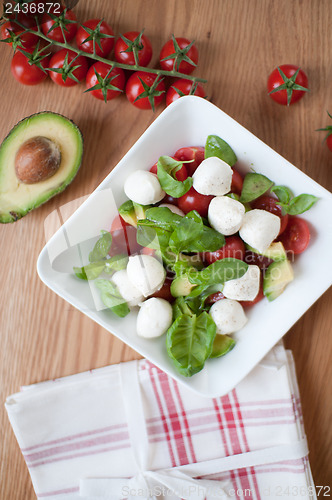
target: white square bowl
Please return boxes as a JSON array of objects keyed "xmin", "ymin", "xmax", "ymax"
[{"xmin": 37, "ymin": 96, "xmax": 332, "ymax": 397}]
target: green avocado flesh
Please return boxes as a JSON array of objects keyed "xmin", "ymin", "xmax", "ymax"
[
  {"xmin": 118, "ymin": 200, "xmax": 151, "ymax": 227},
  {"xmin": 246, "ymin": 242, "xmax": 287, "ymax": 261},
  {"xmin": 0, "ymin": 112, "xmax": 83, "ymax": 223},
  {"xmin": 263, "ymin": 259, "xmax": 294, "ymax": 301},
  {"xmin": 171, "ymin": 273, "xmax": 196, "ymax": 298}
]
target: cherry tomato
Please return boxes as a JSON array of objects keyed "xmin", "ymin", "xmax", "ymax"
[
  {"xmin": 174, "ymin": 146, "xmax": 205, "ymax": 176},
  {"xmin": 151, "ymin": 276, "xmax": 174, "ymax": 303},
  {"xmin": 161, "ymin": 194, "xmax": 179, "ymax": 206},
  {"xmin": 110, "ymin": 215, "xmax": 141, "ymax": 256},
  {"xmin": 1, "ymin": 13, "xmax": 38, "ymax": 48},
  {"xmin": 244, "ymin": 251, "xmax": 273, "ymax": 270},
  {"xmin": 166, "ymin": 79, "xmax": 205, "ymax": 106},
  {"xmin": 240, "ymin": 282, "xmax": 265, "ymax": 308},
  {"xmin": 327, "ymin": 134, "xmax": 332, "ymax": 152},
  {"xmin": 11, "ymin": 49, "xmax": 49, "ymax": 85},
  {"xmin": 126, "ymin": 71, "xmax": 165, "ymax": 110},
  {"xmin": 267, "ymin": 65, "xmax": 309, "ymax": 106},
  {"xmin": 76, "ymin": 19, "xmax": 114, "ymax": 58},
  {"xmin": 160, "ymin": 37, "xmax": 198, "ymax": 75},
  {"xmin": 149, "ymin": 160, "xmax": 188, "ymax": 181},
  {"xmin": 231, "ymin": 168, "xmax": 243, "ymax": 195},
  {"xmin": 114, "ymin": 31, "xmax": 152, "ymax": 66},
  {"xmin": 205, "ymin": 292, "xmax": 225, "ymax": 306},
  {"xmin": 251, "ymin": 195, "xmax": 288, "ymax": 235},
  {"xmin": 203, "ymin": 236, "xmax": 245, "ymax": 265},
  {"xmin": 86, "ymin": 62, "xmax": 125, "ymax": 101},
  {"xmin": 42, "ymin": 8, "xmax": 77, "ymax": 43},
  {"xmin": 49, "ymin": 49, "xmax": 88, "ymax": 87},
  {"xmin": 278, "ymin": 216, "xmax": 310, "ymax": 255},
  {"xmin": 177, "ymin": 187, "xmax": 213, "ymax": 218}
]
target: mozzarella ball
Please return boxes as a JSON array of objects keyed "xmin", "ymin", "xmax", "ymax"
[
  {"xmin": 223, "ymin": 265, "xmax": 260, "ymax": 301},
  {"xmin": 239, "ymin": 209, "xmax": 280, "ymax": 253},
  {"xmin": 193, "ymin": 156, "xmax": 233, "ymax": 196},
  {"xmin": 209, "ymin": 299, "xmax": 247, "ymax": 335},
  {"xmin": 208, "ymin": 196, "xmax": 245, "ymax": 235},
  {"xmin": 137, "ymin": 298, "xmax": 173, "ymax": 338},
  {"xmin": 127, "ymin": 254, "xmax": 166, "ymax": 297},
  {"xmin": 111, "ymin": 270, "xmax": 144, "ymax": 307},
  {"xmin": 159, "ymin": 203, "xmax": 185, "ymax": 216},
  {"xmin": 124, "ymin": 170, "xmax": 165, "ymax": 205}
]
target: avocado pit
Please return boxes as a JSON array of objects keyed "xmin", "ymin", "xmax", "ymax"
[{"xmin": 15, "ymin": 136, "xmax": 61, "ymax": 184}]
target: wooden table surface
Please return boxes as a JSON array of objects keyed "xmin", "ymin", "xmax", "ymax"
[{"xmin": 1, "ymin": 1, "xmax": 331, "ymax": 497}]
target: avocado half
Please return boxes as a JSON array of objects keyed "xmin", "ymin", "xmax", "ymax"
[{"xmin": 0, "ymin": 111, "xmax": 83, "ymax": 223}]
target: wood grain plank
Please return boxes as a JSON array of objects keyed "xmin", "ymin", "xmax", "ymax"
[{"xmin": 1, "ymin": 1, "xmax": 331, "ymax": 498}]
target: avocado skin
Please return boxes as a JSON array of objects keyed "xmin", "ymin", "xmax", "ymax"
[{"xmin": 0, "ymin": 111, "xmax": 83, "ymax": 223}]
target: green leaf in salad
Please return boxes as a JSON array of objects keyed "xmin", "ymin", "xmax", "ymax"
[
  {"xmin": 95, "ymin": 279, "xmax": 130, "ymax": 318},
  {"xmin": 205, "ymin": 135, "xmax": 237, "ymax": 167},
  {"xmin": 284, "ymin": 194, "xmax": 318, "ymax": 215},
  {"xmin": 240, "ymin": 173, "xmax": 274, "ymax": 203},
  {"xmin": 166, "ymin": 311, "xmax": 216, "ymax": 377},
  {"xmin": 172, "ymin": 297, "xmax": 195, "ymax": 319},
  {"xmin": 157, "ymin": 156, "xmax": 193, "ymax": 197},
  {"xmin": 271, "ymin": 185, "xmax": 293, "ymax": 205},
  {"xmin": 73, "ymin": 261, "xmax": 106, "ymax": 281},
  {"xmin": 89, "ymin": 230, "xmax": 112, "ymax": 263},
  {"xmin": 188, "ymin": 258, "xmax": 248, "ymax": 287},
  {"xmin": 104, "ymin": 254, "xmax": 129, "ymax": 273}
]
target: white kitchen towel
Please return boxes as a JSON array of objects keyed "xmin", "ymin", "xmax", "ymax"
[{"xmin": 5, "ymin": 343, "xmax": 316, "ymax": 499}]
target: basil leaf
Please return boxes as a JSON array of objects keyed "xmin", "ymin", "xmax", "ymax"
[
  {"xmin": 185, "ymin": 283, "xmax": 224, "ymax": 315},
  {"xmin": 104, "ymin": 254, "xmax": 128, "ymax": 273},
  {"xmin": 189, "ymin": 258, "xmax": 248, "ymax": 286},
  {"xmin": 137, "ymin": 220, "xmax": 172, "ymax": 250},
  {"xmin": 145, "ymin": 206, "xmax": 182, "ymax": 229},
  {"xmin": 285, "ymin": 194, "xmax": 318, "ymax": 215},
  {"xmin": 166, "ymin": 312, "xmax": 216, "ymax": 377},
  {"xmin": 169, "ymin": 215, "xmax": 225, "ymax": 254},
  {"xmin": 89, "ymin": 230, "xmax": 112, "ymax": 263},
  {"xmin": 95, "ymin": 279, "xmax": 130, "ymax": 318},
  {"xmin": 271, "ymin": 185, "xmax": 293, "ymax": 204},
  {"xmin": 73, "ymin": 261, "xmax": 107, "ymax": 280},
  {"xmin": 240, "ymin": 173, "xmax": 274, "ymax": 203},
  {"xmin": 173, "ymin": 297, "xmax": 195, "ymax": 319},
  {"xmin": 73, "ymin": 266, "xmax": 88, "ymax": 280},
  {"xmin": 205, "ymin": 135, "xmax": 237, "ymax": 166},
  {"xmin": 157, "ymin": 156, "xmax": 193, "ymax": 197}
]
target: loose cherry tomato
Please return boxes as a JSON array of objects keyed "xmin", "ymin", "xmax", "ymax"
[
  {"xmin": 86, "ymin": 62, "xmax": 125, "ymax": 101},
  {"xmin": 244, "ymin": 251, "xmax": 273, "ymax": 270},
  {"xmin": 177, "ymin": 187, "xmax": 213, "ymax": 218},
  {"xmin": 76, "ymin": 19, "xmax": 114, "ymax": 58},
  {"xmin": 126, "ymin": 71, "xmax": 165, "ymax": 110},
  {"xmin": 251, "ymin": 195, "xmax": 288, "ymax": 235},
  {"xmin": 231, "ymin": 168, "xmax": 243, "ymax": 195},
  {"xmin": 205, "ymin": 292, "xmax": 225, "ymax": 306},
  {"xmin": 317, "ymin": 111, "xmax": 332, "ymax": 152},
  {"xmin": 278, "ymin": 216, "xmax": 310, "ymax": 255},
  {"xmin": 327, "ymin": 134, "xmax": 332, "ymax": 152},
  {"xmin": 160, "ymin": 37, "xmax": 198, "ymax": 75},
  {"xmin": 166, "ymin": 78, "xmax": 205, "ymax": 106},
  {"xmin": 203, "ymin": 236, "xmax": 245, "ymax": 265},
  {"xmin": 49, "ymin": 49, "xmax": 88, "ymax": 87},
  {"xmin": 174, "ymin": 146, "xmax": 205, "ymax": 176},
  {"xmin": 149, "ymin": 160, "xmax": 188, "ymax": 181},
  {"xmin": 42, "ymin": 8, "xmax": 77, "ymax": 43},
  {"xmin": 110, "ymin": 215, "xmax": 141, "ymax": 256},
  {"xmin": 1, "ymin": 13, "xmax": 38, "ymax": 48},
  {"xmin": 114, "ymin": 31, "xmax": 152, "ymax": 66},
  {"xmin": 267, "ymin": 65, "xmax": 309, "ymax": 106},
  {"xmin": 240, "ymin": 282, "xmax": 265, "ymax": 308},
  {"xmin": 151, "ymin": 276, "xmax": 174, "ymax": 303},
  {"xmin": 11, "ymin": 49, "xmax": 49, "ymax": 85}
]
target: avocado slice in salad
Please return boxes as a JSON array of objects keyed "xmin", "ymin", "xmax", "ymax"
[
  {"xmin": 118, "ymin": 200, "xmax": 151, "ymax": 227},
  {"xmin": 246, "ymin": 241, "xmax": 287, "ymax": 261},
  {"xmin": 0, "ymin": 112, "xmax": 83, "ymax": 223},
  {"xmin": 210, "ymin": 334, "xmax": 236, "ymax": 358},
  {"xmin": 171, "ymin": 273, "xmax": 196, "ymax": 298},
  {"xmin": 263, "ymin": 259, "xmax": 294, "ymax": 301}
]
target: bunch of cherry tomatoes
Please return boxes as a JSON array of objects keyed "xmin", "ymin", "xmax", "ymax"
[{"xmin": 1, "ymin": 4, "xmax": 205, "ymax": 110}]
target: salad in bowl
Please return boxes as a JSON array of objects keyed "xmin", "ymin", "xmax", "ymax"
[{"xmin": 73, "ymin": 134, "xmax": 317, "ymax": 377}]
